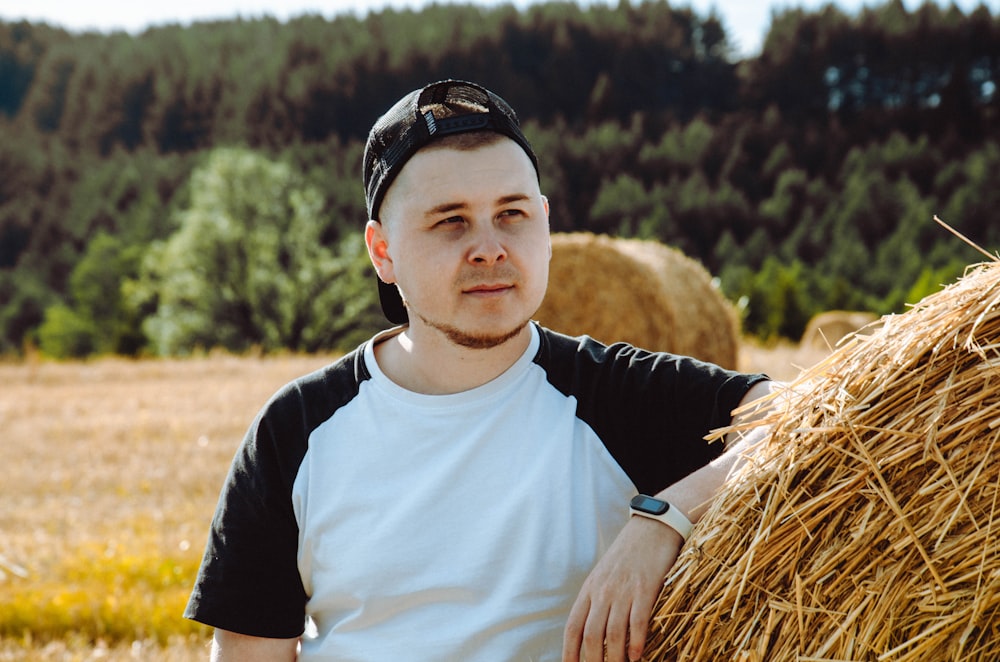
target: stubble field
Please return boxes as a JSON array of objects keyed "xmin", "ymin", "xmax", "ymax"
[
  {"xmin": 0, "ymin": 352, "xmax": 335, "ymax": 661},
  {"xmin": 0, "ymin": 342, "xmax": 818, "ymax": 661}
]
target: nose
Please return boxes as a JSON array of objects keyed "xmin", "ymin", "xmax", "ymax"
[{"xmin": 468, "ymin": 225, "xmax": 507, "ymax": 266}]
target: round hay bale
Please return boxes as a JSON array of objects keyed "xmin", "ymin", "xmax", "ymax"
[
  {"xmin": 533, "ymin": 233, "xmax": 676, "ymax": 354},
  {"xmin": 643, "ymin": 259, "xmax": 1000, "ymax": 661},
  {"xmin": 801, "ymin": 309, "xmax": 881, "ymax": 351},
  {"xmin": 533, "ymin": 233, "xmax": 739, "ymax": 368},
  {"xmin": 617, "ymin": 238, "xmax": 740, "ymax": 369}
]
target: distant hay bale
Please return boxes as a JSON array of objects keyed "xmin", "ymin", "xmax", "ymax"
[
  {"xmin": 534, "ymin": 233, "xmax": 739, "ymax": 368},
  {"xmin": 644, "ymin": 259, "xmax": 1000, "ymax": 661},
  {"xmin": 801, "ymin": 309, "xmax": 881, "ymax": 351}
]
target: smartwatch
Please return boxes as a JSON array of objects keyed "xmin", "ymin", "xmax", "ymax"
[{"xmin": 629, "ymin": 494, "xmax": 693, "ymax": 542}]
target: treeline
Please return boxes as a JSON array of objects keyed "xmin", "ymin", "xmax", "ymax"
[{"xmin": 1, "ymin": 0, "xmax": 998, "ymax": 357}]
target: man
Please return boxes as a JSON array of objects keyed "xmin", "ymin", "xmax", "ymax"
[{"xmin": 184, "ymin": 79, "xmax": 773, "ymax": 662}]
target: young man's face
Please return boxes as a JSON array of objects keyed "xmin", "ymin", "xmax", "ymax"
[{"xmin": 367, "ymin": 137, "xmax": 551, "ymax": 349}]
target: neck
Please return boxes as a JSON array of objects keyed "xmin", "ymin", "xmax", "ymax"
[{"xmin": 373, "ymin": 323, "xmax": 532, "ymax": 395}]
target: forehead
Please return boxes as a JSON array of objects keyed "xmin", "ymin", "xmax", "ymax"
[{"xmin": 380, "ymin": 138, "xmax": 539, "ymax": 220}]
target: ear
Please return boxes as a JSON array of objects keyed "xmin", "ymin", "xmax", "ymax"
[
  {"xmin": 365, "ymin": 220, "xmax": 395, "ymax": 284},
  {"xmin": 540, "ymin": 195, "xmax": 552, "ymax": 259}
]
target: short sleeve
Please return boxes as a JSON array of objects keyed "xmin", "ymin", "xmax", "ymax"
[
  {"xmin": 536, "ymin": 327, "xmax": 769, "ymax": 494},
  {"xmin": 183, "ymin": 397, "xmax": 310, "ymax": 638}
]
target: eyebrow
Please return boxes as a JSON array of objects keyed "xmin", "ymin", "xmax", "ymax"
[{"xmin": 423, "ymin": 193, "xmax": 532, "ymax": 218}]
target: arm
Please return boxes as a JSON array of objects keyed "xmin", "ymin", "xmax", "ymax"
[
  {"xmin": 562, "ymin": 380, "xmax": 777, "ymax": 662},
  {"xmin": 211, "ymin": 628, "xmax": 299, "ymax": 661}
]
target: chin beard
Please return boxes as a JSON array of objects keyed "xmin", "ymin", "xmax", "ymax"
[{"xmin": 415, "ymin": 312, "xmax": 528, "ymax": 350}]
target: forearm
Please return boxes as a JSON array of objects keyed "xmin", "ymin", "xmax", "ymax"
[
  {"xmin": 211, "ymin": 629, "xmax": 299, "ymax": 661},
  {"xmin": 652, "ymin": 422, "xmax": 770, "ymax": 524}
]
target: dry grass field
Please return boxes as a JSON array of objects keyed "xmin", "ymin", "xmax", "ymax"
[
  {"xmin": 0, "ymin": 352, "xmax": 336, "ymax": 661},
  {"xmin": 0, "ymin": 341, "xmax": 823, "ymax": 661}
]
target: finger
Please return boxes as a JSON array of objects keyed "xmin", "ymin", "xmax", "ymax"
[
  {"xmin": 562, "ymin": 596, "xmax": 590, "ymax": 662},
  {"xmin": 581, "ymin": 601, "xmax": 610, "ymax": 662},
  {"xmin": 604, "ymin": 600, "xmax": 632, "ymax": 662},
  {"xmin": 627, "ymin": 613, "xmax": 650, "ymax": 661},
  {"xmin": 627, "ymin": 590, "xmax": 656, "ymax": 661}
]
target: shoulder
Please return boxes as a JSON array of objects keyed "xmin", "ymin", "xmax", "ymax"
[
  {"xmin": 263, "ymin": 344, "xmax": 370, "ymax": 425},
  {"xmin": 238, "ymin": 342, "xmax": 373, "ymax": 478},
  {"xmin": 534, "ymin": 322, "xmax": 766, "ymax": 386},
  {"xmin": 533, "ymin": 323, "xmax": 695, "ymax": 390},
  {"xmin": 534, "ymin": 324, "xmax": 642, "ymax": 367}
]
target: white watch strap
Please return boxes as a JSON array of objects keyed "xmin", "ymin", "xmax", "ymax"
[{"xmin": 631, "ymin": 501, "xmax": 693, "ymax": 541}]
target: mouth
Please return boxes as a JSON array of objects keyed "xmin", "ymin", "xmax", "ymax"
[{"xmin": 464, "ymin": 283, "xmax": 514, "ymax": 296}]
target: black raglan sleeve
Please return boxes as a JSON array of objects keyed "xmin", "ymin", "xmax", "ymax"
[
  {"xmin": 536, "ymin": 326, "xmax": 769, "ymax": 495},
  {"xmin": 184, "ymin": 350, "xmax": 368, "ymax": 638},
  {"xmin": 183, "ymin": 387, "xmax": 311, "ymax": 638}
]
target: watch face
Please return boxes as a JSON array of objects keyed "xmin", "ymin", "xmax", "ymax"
[{"xmin": 631, "ymin": 494, "xmax": 669, "ymax": 516}]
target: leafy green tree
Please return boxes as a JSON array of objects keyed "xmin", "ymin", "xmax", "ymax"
[
  {"xmin": 759, "ymin": 168, "xmax": 812, "ymax": 238},
  {"xmin": 589, "ymin": 173, "xmax": 653, "ymax": 236},
  {"xmin": 36, "ymin": 303, "xmax": 97, "ymax": 358},
  {"xmin": 665, "ymin": 171, "xmax": 754, "ymax": 260},
  {"xmin": 36, "ymin": 233, "xmax": 145, "ymax": 357},
  {"xmin": 742, "ymin": 5, "xmax": 852, "ymax": 117},
  {"xmin": 136, "ymin": 147, "xmax": 382, "ymax": 355},
  {"xmin": 0, "ymin": 124, "xmax": 48, "ymax": 268},
  {"xmin": 20, "ymin": 45, "xmax": 75, "ymax": 133},
  {"xmin": 0, "ymin": 21, "xmax": 68, "ymax": 118},
  {"xmin": 940, "ymin": 143, "xmax": 1000, "ymax": 249},
  {"xmin": 638, "ymin": 117, "xmax": 715, "ymax": 179},
  {"xmin": 0, "ymin": 269, "xmax": 54, "ymax": 354},
  {"xmin": 719, "ymin": 256, "xmax": 813, "ymax": 340}
]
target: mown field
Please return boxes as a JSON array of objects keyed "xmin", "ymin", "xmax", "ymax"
[
  {"xmin": 0, "ymin": 352, "xmax": 335, "ymax": 661},
  {"xmin": 0, "ymin": 342, "xmax": 817, "ymax": 661}
]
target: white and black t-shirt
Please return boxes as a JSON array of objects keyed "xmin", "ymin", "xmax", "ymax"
[{"xmin": 185, "ymin": 323, "xmax": 768, "ymax": 661}]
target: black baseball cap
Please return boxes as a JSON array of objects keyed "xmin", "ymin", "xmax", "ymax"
[{"xmin": 363, "ymin": 79, "xmax": 540, "ymax": 324}]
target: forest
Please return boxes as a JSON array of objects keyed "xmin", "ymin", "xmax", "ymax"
[{"xmin": 1, "ymin": 0, "xmax": 998, "ymax": 357}]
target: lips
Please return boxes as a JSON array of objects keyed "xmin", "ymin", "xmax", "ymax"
[
  {"xmin": 459, "ymin": 267, "xmax": 519, "ymax": 295},
  {"xmin": 464, "ymin": 283, "xmax": 513, "ymax": 294}
]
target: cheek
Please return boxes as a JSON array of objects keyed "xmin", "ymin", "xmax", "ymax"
[
  {"xmin": 393, "ymin": 250, "xmax": 449, "ymax": 300},
  {"xmin": 520, "ymin": 241, "xmax": 551, "ymax": 297}
]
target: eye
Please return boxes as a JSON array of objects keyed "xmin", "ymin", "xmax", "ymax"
[{"xmin": 434, "ymin": 216, "xmax": 465, "ymax": 228}]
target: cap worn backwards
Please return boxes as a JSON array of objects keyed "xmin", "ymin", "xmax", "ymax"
[{"xmin": 362, "ymin": 79, "xmax": 540, "ymax": 325}]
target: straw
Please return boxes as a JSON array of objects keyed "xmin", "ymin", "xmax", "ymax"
[{"xmin": 643, "ymin": 250, "xmax": 1000, "ymax": 661}]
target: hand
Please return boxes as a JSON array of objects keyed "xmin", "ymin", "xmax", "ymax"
[{"xmin": 562, "ymin": 516, "xmax": 683, "ymax": 662}]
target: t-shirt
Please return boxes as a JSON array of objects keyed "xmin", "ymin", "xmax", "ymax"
[{"xmin": 185, "ymin": 323, "xmax": 767, "ymax": 661}]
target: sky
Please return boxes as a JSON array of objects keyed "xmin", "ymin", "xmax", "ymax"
[{"xmin": 0, "ymin": 0, "xmax": 996, "ymax": 58}]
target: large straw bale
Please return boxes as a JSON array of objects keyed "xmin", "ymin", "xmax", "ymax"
[
  {"xmin": 644, "ymin": 258, "xmax": 1000, "ymax": 661},
  {"xmin": 801, "ymin": 309, "xmax": 881, "ymax": 351},
  {"xmin": 534, "ymin": 233, "xmax": 739, "ymax": 368}
]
